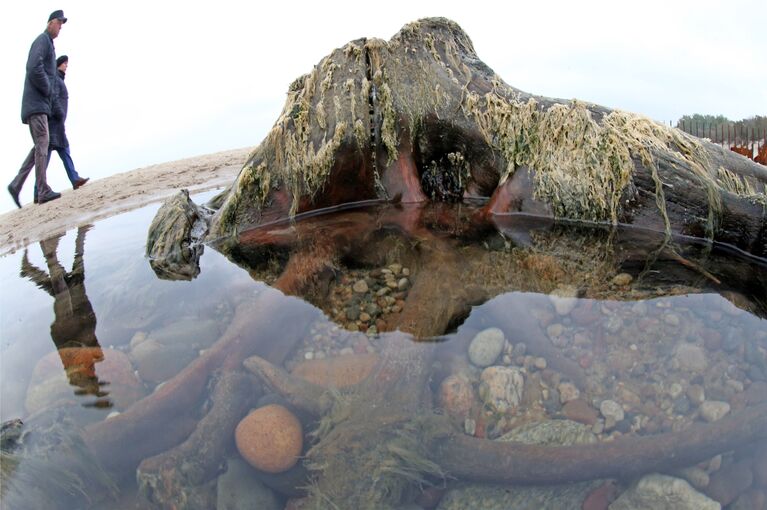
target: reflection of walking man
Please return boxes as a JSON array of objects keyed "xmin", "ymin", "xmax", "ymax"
[
  {"xmin": 48, "ymin": 55, "xmax": 89, "ymax": 193},
  {"xmin": 7, "ymin": 10, "xmax": 67, "ymax": 208},
  {"xmin": 20, "ymin": 225, "xmax": 108, "ymax": 402}
]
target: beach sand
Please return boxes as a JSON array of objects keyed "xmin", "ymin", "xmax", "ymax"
[{"xmin": 0, "ymin": 147, "xmax": 252, "ymax": 254}]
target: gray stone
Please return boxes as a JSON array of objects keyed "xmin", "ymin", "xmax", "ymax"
[
  {"xmin": 674, "ymin": 343, "xmax": 708, "ymax": 372},
  {"xmin": 608, "ymin": 473, "xmax": 719, "ymax": 510},
  {"xmin": 468, "ymin": 328, "xmax": 505, "ymax": 367},
  {"xmin": 217, "ymin": 457, "xmax": 282, "ymax": 510}
]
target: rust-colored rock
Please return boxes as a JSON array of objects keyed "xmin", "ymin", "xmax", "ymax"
[
  {"xmin": 582, "ymin": 480, "xmax": 619, "ymax": 510},
  {"xmin": 563, "ymin": 398, "xmax": 600, "ymax": 426},
  {"xmin": 235, "ymin": 404, "xmax": 303, "ymax": 473},
  {"xmin": 291, "ymin": 353, "xmax": 378, "ymax": 388}
]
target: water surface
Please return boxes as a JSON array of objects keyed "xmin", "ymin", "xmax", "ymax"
[{"xmin": 1, "ymin": 196, "xmax": 766, "ymax": 509}]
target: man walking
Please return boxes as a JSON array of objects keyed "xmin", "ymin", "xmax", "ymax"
[
  {"xmin": 48, "ymin": 55, "xmax": 89, "ymax": 191},
  {"xmin": 7, "ymin": 10, "xmax": 67, "ymax": 208}
]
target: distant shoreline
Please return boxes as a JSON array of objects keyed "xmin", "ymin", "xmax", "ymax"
[{"xmin": 0, "ymin": 147, "xmax": 251, "ymax": 255}]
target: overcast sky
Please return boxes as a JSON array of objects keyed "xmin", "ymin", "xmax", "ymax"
[{"xmin": 1, "ymin": 0, "xmax": 765, "ymax": 213}]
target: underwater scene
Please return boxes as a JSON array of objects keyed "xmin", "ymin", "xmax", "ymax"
[{"xmin": 1, "ymin": 191, "xmax": 766, "ymax": 509}]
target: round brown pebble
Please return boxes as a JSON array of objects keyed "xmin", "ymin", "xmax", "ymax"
[{"xmin": 235, "ymin": 404, "xmax": 303, "ymax": 473}]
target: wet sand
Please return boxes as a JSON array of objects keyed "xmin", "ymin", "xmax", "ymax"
[{"xmin": 0, "ymin": 147, "xmax": 252, "ymax": 254}]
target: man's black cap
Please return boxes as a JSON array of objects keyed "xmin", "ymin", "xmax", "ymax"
[
  {"xmin": 57, "ymin": 55, "xmax": 68, "ymax": 67},
  {"xmin": 48, "ymin": 10, "xmax": 67, "ymax": 23}
]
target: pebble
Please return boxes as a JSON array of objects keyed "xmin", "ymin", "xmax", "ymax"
[
  {"xmin": 557, "ymin": 382, "xmax": 580, "ymax": 404},
  {"xmin": 479, "ymin": 366, "xmax": 525, "ymax": 413},
  {"xmin": 674, "ymin": 343, "xmax": 708, "ymax": 372},
  {"xmin": 667, "ymin": 383, "xmax": 684, "ymax": 399},
  {"xmin": 468, "ymin": 328, "xmax": 505, "ymax": 367},
  {"xmin": 438, "ymin": 374, "xmax": 476, "ymax": 419},
  {"xmin": 699, "ymin": 400, "xmax": 731, "ymax": 422},
  {"xmin": 217, "ymin": 457, "xmax": 282, "ymax": 510},
  {"xmin": 562, "ymin": 398, "xmax": 599, "ymax": 426},
  {"xmin": 686, "ymin": 384, "xmax": 706, "ymax": 406},
  {"xmin": 675, "ymin": 466, "xmax": 710, "ymax": 490},
  {"xmin": 549, "ymin": 284, "xmax": 579, "ymax": 315},
  {"xmin": 599, "ymin": 399, "xmax": 625, "ymax": 423},
  {"xmin": 611, "ymin": 273, "xmax": 633, "ymax": 286},
  {"xmin": 352, "ymin": 280, "xmax": 369, "ymax": 293}
]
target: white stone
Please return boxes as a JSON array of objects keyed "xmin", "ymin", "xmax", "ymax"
[
  {"xmin": 468, "ymin": 328, "xmax": 505, "ymax": 367},
  {"xmin": 699, "ymin": 400, "xmax": 730, "ymax": 422},
  {"xmin": 352, "ymin": 280, "xmax": 369, "ymax": 293}
]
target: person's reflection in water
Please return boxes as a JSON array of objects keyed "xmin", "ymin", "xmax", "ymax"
[{"xmin": 20, "ymin": 225, "xmax": 112, "ymax": 408}]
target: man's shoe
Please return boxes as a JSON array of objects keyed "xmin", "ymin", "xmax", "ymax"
[
  {"xmin": 38, "ymin": 191, "xmax": 61, "ymax": 204},
  {"xmin": 73, "ymin": 177, "xmax": 89, "ymax": 190},
  {"xmin": 7, "ymin": 185, "xmax": 21, "ymax": 208}
]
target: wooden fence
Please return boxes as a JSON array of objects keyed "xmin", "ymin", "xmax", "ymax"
[{"xmin": 672, "ymin": 121, "xmax": 766, "ymax": 165}]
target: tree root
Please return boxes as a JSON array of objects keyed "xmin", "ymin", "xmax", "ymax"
[
  {"xmin": 243, "ymin": 355, "xmax": 330, "ymax": 417},
  {"xmin": 84, "ymin": 287, "xmax": 320, "ymax": 477},
  {"xmin": 435, "ymin": 403, "xmax": 767, "ymax": 484},
  {"xmin": 136, "ymin": 371, "xmax": 258, "ymax": 509}
]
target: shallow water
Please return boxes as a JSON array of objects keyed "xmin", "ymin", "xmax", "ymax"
[{"xmin": 1, "ymin": 195, "xmax": 766, "ymax": 509}]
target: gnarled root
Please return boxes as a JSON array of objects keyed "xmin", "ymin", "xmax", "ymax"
[
  {"xmin": 85, "ymin": 287, "xmax": 321, "ymax": 477},
  {"xmin": 435, "ymin": 402, "xmax": 767, "ymax": 484},
  {"xmin": 136, "ymin": 370, "xmax": 259, "ymax": 509},
  {"xmin": 244, "ymin": 355, "xmax": 330, "ymax": 417}
]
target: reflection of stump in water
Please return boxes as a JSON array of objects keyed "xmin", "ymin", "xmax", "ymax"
[{"xmin": 104, "ymin": 204, "xmax": 767, "ymax": 508}]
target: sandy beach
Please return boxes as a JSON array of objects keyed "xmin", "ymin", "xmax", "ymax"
[{"xmin": 0, "ymin": 147, "xmax": 252, "ymax": 254}]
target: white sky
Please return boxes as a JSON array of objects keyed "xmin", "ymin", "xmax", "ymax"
[{"xmin": 1, "ymin": 0, "xmax": 765, "ymax": 213}]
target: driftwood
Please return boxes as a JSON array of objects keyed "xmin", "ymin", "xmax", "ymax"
[{"xmin": 132, "ymin": 16, "xmax": 767, "ymax": 508}]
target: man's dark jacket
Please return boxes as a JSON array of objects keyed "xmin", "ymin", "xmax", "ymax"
[
  {"xmin": 49, "ymin": 70, "xmax": 69, "ymax": 149},
  {"xmin": 21, "ymin": 31, "xmax": 57, "ymax": 124}
]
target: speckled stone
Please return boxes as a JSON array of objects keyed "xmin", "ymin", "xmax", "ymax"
[
  {"xmin": 235, "ymin": 405, "xmax": 303, "ymax": 474},
  {"xmin": 438, "ymin": 374, "xmax": 476, "ymax": 419},
  {"xmin": 599, "ymin": 399, "xmax": 624, "ymax": 423},
  {"xmin": 479, "ymin": 366, "xmax": 524, "ymax": 413}
]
